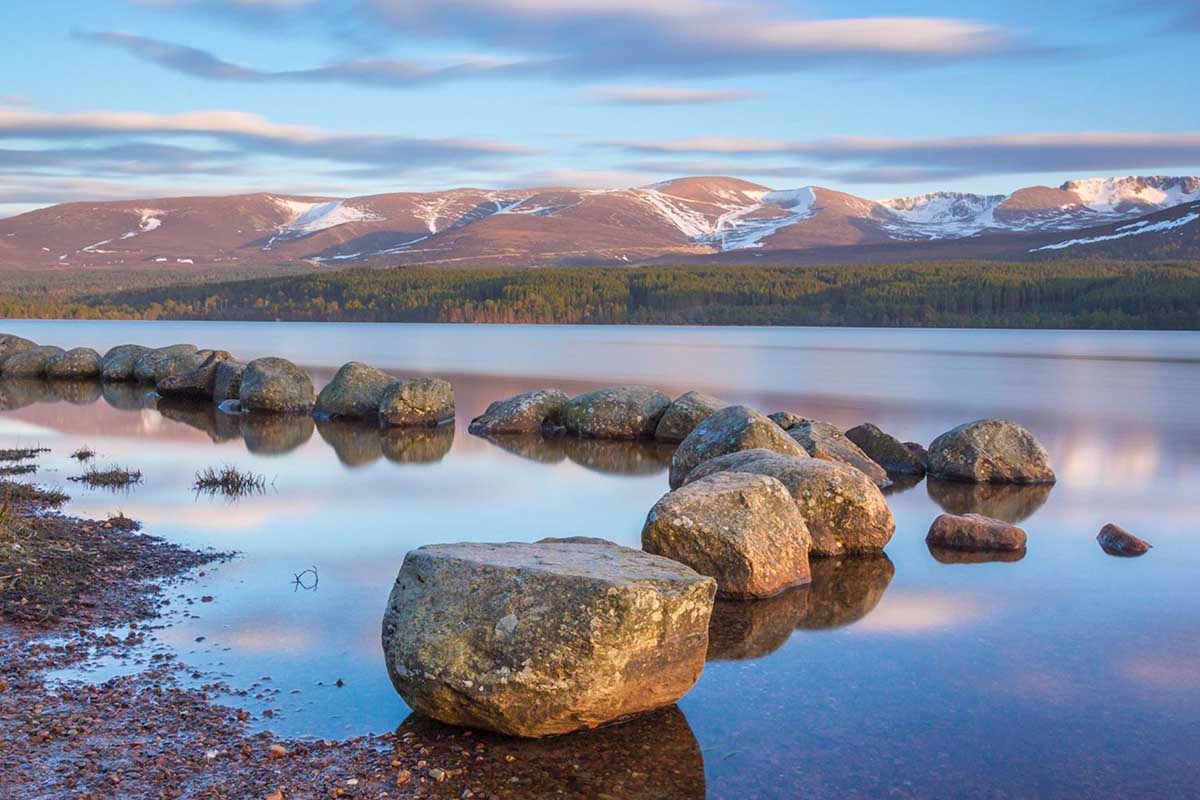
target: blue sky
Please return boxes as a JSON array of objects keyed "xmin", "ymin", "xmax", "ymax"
[{"xmin": 1, "ymin": 0, "xmax": 1198, "ymax": 214}]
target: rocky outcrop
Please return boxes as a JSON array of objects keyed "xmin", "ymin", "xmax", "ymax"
[
  {"xmin": 212, "ymin": 361, "xmax": 245, "ymax": 404},
  {"xmin": 684, "ymin": 449, "xmax": 896, "ymax": 557},
  {"xmin": 0, "ymin": 334, "xmax": 37, "ymax": 363},
  {"xmin": 1, "ymin": 345, "xmax": 64, "ymax": 377},
  {"xmin": 642, "ymin": 472, "xmax": 811, "ymax": 599},
  {"xmin": 1097, "ymin": 523, "xmax": 1152, "ymax": 557},
  {"xmin": 846, "ymin": 422, "xmax": 927, "ymax": 476},
  {"xmin": 238, "ymin": 357, "xmax": 314, "ymax": 414},
  {"xmin": 927, "ymin": 419, "xmax": 1056, "ymax": 484},
  {"xmin": 768, "ymin": 411, "xmax": 804, "ymax": 429},
  {"xmin": 654, "ymin": 391, "xmax": 726, "ymax": 443},
  {"xmin": 561, "ymin": 385, "xmax": 671, "ymax": 440},
  {"xmin": 468, "ymin": 389, "xmax": 570, "ymax": 435},
  {"xmin": 45, "ymin": 347, "xmax": 102, "ymax": 379},
  {"xmin": 379, "ymin": 377, "xmax": 455, "ymax": 427},
  {"xmin": 669, "ymin": 405, "xmax": 807, "ymax": 489},
  {"xmin": 926, "ymin": 513, "xmax": 1027, "ymax": 551},
  {"xmin": 313, "ymin": 362, "xmax": 395, "ymax": 420},
  {"xmin": 381, "ymin": 540, "xmax": 715, "ymax": 738},
  {"xmin": 100, "ymin": 344, "xmax": 150, "ymax": 381},
  {"xmin": 156, "ymin": 351, "xmax": 233, "ymax": 399},
  {"xmin": 786, "ymin": 419, "xmax": 891, "ymax": 488},
  {"xmin": 132, "ymin": 344, "xmax": 200, "ymax": 384}
]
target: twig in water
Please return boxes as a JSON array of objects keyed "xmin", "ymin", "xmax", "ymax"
[{"xmin": 292, "ymin": 566, "xmax": 319, "ymax": 592}]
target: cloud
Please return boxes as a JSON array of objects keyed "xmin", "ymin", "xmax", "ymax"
[
  {"xmin": 590, "ymin": 86, "xmax": 760, "ymax": 105},
  {"xmin": 0, "ymin": 143, "xmax": 245, "ymax": 176}
]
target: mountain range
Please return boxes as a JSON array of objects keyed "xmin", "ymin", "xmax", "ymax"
[{"xmin": 1, "ymin": 175, "xmax": 1197, "ymax": 271}]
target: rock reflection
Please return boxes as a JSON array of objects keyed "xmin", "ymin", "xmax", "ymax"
[
  {"xmin": 239, "ymin": 413, "xmax": 315, "ymax": 455},
  {"xmin": 928, "ymin": 545, "xmax": 1026, "ymax": 564},
  {"xmin": 795, "ymin": 554, "xmax": 895, "ymax": 631},
  {"xmin": 480, "ymin": 434, "xmax": 673, "ymax": 475},
  {"xmin": 396, "ymin": 705, "xmax": 704, "ymax": 799},
  {"xmin": 45, "ymin": 379, "xmax": 102, "ymax": 405},
  {"xmin": 316, "ymin": 419, "xmax": 384, "ymax": 468},
  {"xmin": 381, "ymin": 424, "xmax": 454, "ymax": 464},
  {"xmin": 927, "ymin": 478, "xmax": 1053, "ymax": 523},
  {"xmin": 480, "ymin": 434, "xmax": 568, "ymax": 464},
  {"xmin": 158, "ymin": 399, "xmax": 241, "ymax": 443},
  {"xmin": 101, "ymin": 381, "xmax": 157, "ymax": 411},
  {"xmin": 882, "ymin": 473, "xmax": 925, "ymax": 496},
  {"xmin": 0, "ymin": 378, "xmax": 51, "ymax": 410}
]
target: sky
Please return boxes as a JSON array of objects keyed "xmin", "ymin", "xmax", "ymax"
[{"xmin": 1, "ymin": 0, "xmax": 1199, "ymax": 215}]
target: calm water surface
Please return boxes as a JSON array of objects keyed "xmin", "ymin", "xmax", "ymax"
[{"xmin": 3, "ymin": 321, "xmax": 1199, "ymax": 799}]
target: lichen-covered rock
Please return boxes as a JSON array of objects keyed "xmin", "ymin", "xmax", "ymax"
[
  {"xmin": 927, "ymin": 419, "xmax": 1056, "ymax": 484},
  {"xmin": 846, "ymin": 422, "xmax": 927, "ymax": 476},
  {"xmin": 100, "ymin": 344, "xmax": 150, "ymax": 381},
  {"xmin": 643, "ymin": 472, "xmax": 811, "ymax": 599},
  {"xmin": 684, "ymin": 449, "xmax": 896, "ymax": 557},
  {"xmin": 45, "ymin": 347, "xmax": 102, "ymax": 379},
  {"xmin": 1, "ymin": 345, "xmax": 64, "ymax": 377},
  {"xmin": 381, "ymin": 541, "xmax": 716, "ymax": 737},
  {"xmin": 787, "ymin": 419, "xmax": 891, "ymax": 488},
  {"xmin": 132, "ymin": 344, "xmax": 199, "ymax": 384},
  {"xmin": 469, "ymin": 389, "xmax": 570, "ymax": 435},
  {"xmin": 654, "ymin": 391, "xmax": 726, "ymax": 443},
  {"xmin": 560, "ymin": 385, "xmax": 671, "ymax": 440},
  {"xmin": 238, "ymin": 357, "xmax": 314, "ymax": 414},
  {"xmin": 314, "ymin": 362, "xmax": 396, "ymax": 420},
  {"xmin": 379, "ymin": 377, "xmax": 455, "ymax": 427},
  {"xmin": 1096, "ymin": 523, "xmax": 1152, "ymax": 557},
  {"xmin": 212, "ymin": 361, "xmax": 245, "ymax": 404},
  {"xmin": 156, "ymin": 351, "xmax": 233, "ymax": 399},
  {"xmin": 768, "ymin": 411, "xmax": 805, "ymax": 429},
  {"xmin": 669, "ymin": 405, "xmax": 807, "ymax": 489},
  {"xmin": 0, "ymin": 334, "xmax": 37, "ymax": 362},
  {"xmin": 926, "ymin": 513, "xmax": 1027, "ymax": 551}
]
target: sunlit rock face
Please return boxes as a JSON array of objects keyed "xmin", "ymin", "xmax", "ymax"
[
  {"xmin": 926, "ymin": 512, "xmax": 1027, "ymax": 552},
  {"xmin": 654, "ymin": 391, "xmax": 727, "ymax": 444},
  {"xmin": 785, "ymin": 418, "xmax": 892, "ymax": 488},
  {"xmin": 314, "ymin": 361, "xmax": 395, "ymax": 420},
  {"xmin": 238, "ymin": 357, "xmax": 315, "ymax": 414},
  {"xmin": 468, "ymin": 388, "xmax": 570, "ymax": 435},
  {"xmin": 927, "ymin": 418, "xmax": 1056, "ymax": 484},
  {"xmin": 670, "ymin": 405, "xmax": 807, "ymax": 489},
  {"xmin": 560, "ymin": 385, "xmax": 672, "ymax": 440}
]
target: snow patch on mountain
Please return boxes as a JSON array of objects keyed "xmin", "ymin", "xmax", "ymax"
[
  {"xmin": 1030, "ymin": 210, "xmax": 1199, "ymax": 251},
  {"xmin": 1063, "ymin": 176, "xmax": 1200, "ymax": 212},
  {"xmin": 879, "ymin": 192, "xmax": 1005, "ymax": 238},
  {"xmin": 713, "ymin": 188, "xmax": 818, "ymax": 250},
  {"xmin": 263, "ymin": 197, "xmax": 383, "ymax": 249},
  {"xmin": 635, "ymin": 189, "xmax": 719, "ymax": 240}
]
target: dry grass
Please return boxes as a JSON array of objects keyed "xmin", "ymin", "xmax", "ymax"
[
  {"xmin": 71, "ymin": 446, "xmax": 96, "ymax": 462},
  {"xmin": 0, "ymin": 447, "xmax": 50, "ymax": 462},
  {"xmin": 69, "ymin": 465, "xmax": 143, "ymax": 489},
  {"xmin": 0, "ymin": 464, "xmax": 36, "ymax": 477},
  {"xmin": 0, "ymin": 481, "xmax": 67, "ymax": 506},
  {"xmin": 193, "ymin": 466, "xmax": 268, "ymax": 498}
]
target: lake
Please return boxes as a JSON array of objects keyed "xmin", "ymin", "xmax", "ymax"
[{"xmin": 3, "ymin": 320, "xmax": 1199, "ymax": 799}]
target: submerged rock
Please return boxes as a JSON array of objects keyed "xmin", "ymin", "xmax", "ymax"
[
  {"xmin": 314, "ymin": 361, "xmax": 395, "ymax": 420},
  {"xmin": 1097, "ymin": 523, "xmax": 1152, "ymax": 557},
  {"xmin": 684, "ymin": 449, "xmax": 896, "ymax": 557},
  {"xmin": 100, "ymin": 344, "xmax": 150, "ymax": 381},
  {"xmin": 211, "ymin": 361, "xmax": 245, "ymax": 404},
  {"xmin": 132, "ymin": 344, "xmax": 200, "ymax": 384},
  {"xmin": 157, "ymin": 351, "xmax": 233, "ymax": 399},
  {"xmin": 561, "ymin": 385, "xmax": 671, "ymax": 440},
  {"xmin": 238, "ymin": 357, "xmax": 314, "ymax": 414},
  {"xmin": 643, "ymin": 472, "xmax": 811, "ymax": 599},
  {"xmin": 927, "ymin": 419, "xmax": 1056, "ymax": 484},
  {"xmin": 926, "ymin": 512, "xmax": 1027, "ymax": 552},
  {"xmin": 381, "ymin": 540, "xmax": 715, "ymax": 737},
  {"xmin": 45, "ymin": 347, "xmax": 102, "ymax": 380},
  {"xmin": 669, "ymin": 405, "xmax": 807, "ymax": 489},
  {"xmin": 2, "ymin": 345, "xmax": 64, "ymax": 377},
  {"xmin": 378, "ymin": 377, "xmax": 455, "ymax": 427},
  {"xmin": 786, "ymin": 419, "xmax": 891, "ymax": 488},
  {"xmin": 654, "ymin": 391, "xmax": 726, "ymax": 443},
  {"xmin": 846, "ymin": 422, "xmax": 928, "ymax": 476},
  {"xmin": 468, "ymin": 389, "xmax": 570, "ymax": 435}
]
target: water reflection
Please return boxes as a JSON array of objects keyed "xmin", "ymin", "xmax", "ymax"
[
  {"xmin": 795, "ymin": 555, "xmax": 896, "ymax": 630},
  {"xmin": 102, "ymin": 381, "xmax": 156, "ymax": 411},
  {"xmin": 380, "ymin": 424, "xmax": 453, "ymax": 464},
  {"xmin": 0, "ymin": 378, "xmax": 52, "ymax": 410},
  {"xmin": 926, "ymin": 478, "xmax": 1053, "ymax": 523},
  {"xmin": 240, "ymin": 413, "xmax": 315, "ymax": 455},
  {"xmin": 47, "ymin": 379, "xmax": 103, "ymax": 405},
  {"xmin": 317, "ymin": 419, "xmax": 385, "ymax": 467},
  {"xmin": 158, "ymin": 399, "xmax": 241, "ymax": 443},
  {"xmin": 927, "ymin": 545, "xmax": 1027, "ymax": 564},
  {"xmin": 882, "ymin": 473, "xmax": 925, "ymax": 496},
  {"xmin": 479, "ymin": 434, "xmax": 674, "ymax": 475}
]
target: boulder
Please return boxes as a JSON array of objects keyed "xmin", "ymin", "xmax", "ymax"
[
  {"xmin": 684, "ymin": 449, "xmax": 896, "ymax": 557},
  {"xmin": 787, "ymin": 419, "xmax": 891, "ymax": 488},
  {"xmin": 904, "ymin": 441, "xmax": 930, "ymax": 472},
  {"xmin": 768, "ymin": 411, "xmax": 804, "ymax": 429},
  {"xmin": 314, "ymin": 362, "xmax": 395, "ymax": 420},
  {"xmin": 846, "ymin": 422, "xmax": 927, "ymax": 476},
  {"xmin": 45, "ymin": 347, "xmax": 102, "ymax": 379},
  {"xmin": 156, "ymin": 351, "xmax": 233, "ymax": 399},
  {"xmin": 238, "ymin": 357, "xmax": 314, "ymax": 414},
  {"xmin": 560, "ymin": 385, "xmax": 671, "ymax": 440},
  {"xmin": 0, "ymin": 334, "xmax": 37, "ymax": 362},
  {"xmin": 132, "ymin": 344, "xmax": 200, "ymax": 384},
  {"xmin": 381, "ymin": 540, "xmax": 716, "ymax": 737},
  {"xmin": 654, "ymin": 391, "xmax": 726, "ymax": 443},
  {"xmin": 100, "ymin": 344, "xmax": 150, "ymax": 381},
  {"xmin": 643, "ymin": 472, "xmax": 811, "ymax": 599},
  {"xmin": 468, "ymin": 389, "xmax": 570, "ymax": 435},
  {"xmin": 1, "ymin": 345, "xmax": 64, "ymax": 377},
  {"xmin": 927, "ymin": 419, "xmax": 1056, "ymax": 484},
  {"xmin": 669, "ymin": 405, "xmax": 807, "ymax": 489},
  {"xmin": 212, "ymin": 361, "xmax": 245, "ymax": 404},
  {"xmin": 1096, "ymin": 523, "xmax": 1152, "ymax": 557},
  {"xmin": 379, "ymin": 377, "xmax": 455, "ymax": 427},
  {"xmin": 926, "ymin": 513, "xmax": 1027, "ymax": 552}
]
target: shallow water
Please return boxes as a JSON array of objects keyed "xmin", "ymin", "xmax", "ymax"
[{"xmin": 3, "ymin": 320, "xmax": 1200, "ymax": 799}]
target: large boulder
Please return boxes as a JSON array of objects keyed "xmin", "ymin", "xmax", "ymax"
[
  {"xmin": 314, "ymin": 361, "xmax": 395, "ymax": 420},
  {"xmin": 926, "ymin": 513, "xmax": 1027, "ymax": 552},
  {"xmin": 381, "ymin": 540, "xmax": 716, "ymax": 738},
  {"xmin": 846, "ymin": 422, "xmax": 927, "ymax": 476},
  {"xmin": 2, "ymin": 345, "xmax": 64, "ymax": 377},
  {"xmin": 379, "ymin": 377, "xmax": 455, "ymax": 427},
  {"xmin": 684, "ymin": 449, "xmax": 896, "ymax": 557},
  {"xmin": 927, "ymin": 419, "xmax": 1056, "ymax": 484},
  {"xmin": 100, "ymin": 344, "xmax": 150, "ymax": 381},
  {"xmin": 238, "ymin": 357, "xmax": 314, "ymax": 414},
  {"xmin": 156, "ymin": 351, "xmax": 233, "ymax": 399},
  {"xmin": 45, "ymin": 347, "xmax": 102, "ymax": 379},
  {"xmin": 786, "ymin": 419, "xmax": 891, "ymax": 488},
  {"xmin": 560, "ymin": 385, "xmax": 671, "ymax": 440},
  {"xmin": 132, "ymin": 344, "xmax": 199, "ymax": 384},
  {"xmin": 211, "ymin": 360, "xmax": 245, "ymax": 404},
  {"xmin": 468, "ymin": 389, "xmax": 570, "ymax": 435},
  {"xmin": 0, "ymin": 334, "xmax": 37, "ymax": 362},
  {"xmin": 654, "ymin": 391, "xmax": 726, "ymax": 443},
  {"xmin": 1097, "ymin": 523, "xmax": 1152, "ymax": 557},
  {"xmin": 643, "ymin": 472, "xmax": 811, "ymax": 599},
  {"xmin": 669, "ymin": 405, "xmax": 807, "ymax": 489}
]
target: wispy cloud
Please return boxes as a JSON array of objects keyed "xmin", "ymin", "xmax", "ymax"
[{"xmin": 590, "ymin": 86, "xmax": 760, "ymax": 106}]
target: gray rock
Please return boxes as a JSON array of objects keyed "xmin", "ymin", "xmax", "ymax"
[
  {"xmin": 45, "ymin": 347, "xmax": 102, "ymax": 379},
  {"xmin": 381, "ymin": 541, "xmax": 715, "ymax": 737},
  {"xmin": 684, "ymin": 449, "xmax": 896, "ymax": 557},
  {"xmin": 787, "ymin": 419, "xmax": 891, "ymax": 488},
  {"xmin": 238, "ymin": 357, "xmax": 314, "ymax": 414},
  {"xmin": 100, "ymin": 344, "xmax": 150, "ymax": 381},
  {"xmin": 212, "ymin": 361, "xmax": 245, "ymax": 404},
  {"xmin": 468, "ymin": 389, "xmax": 570, "ymax": 435},
  {"xmin": 904, "ymin": 441, "xmax": 930, "ymax": 472},
  {"xmin": 928, "ymin": 419, "xmax": 1056, "ymax": 484},
  {"xmin": 669, "ymin": 405, "xmax": 807, "ymax": 489},
  {"xmin": 654, "ymin": 391, "xmax": 726, "ymax": 443},
  {"xmin": 1097, "ymin": 523, "xmax": 1152, "ymax": 557},
  {"xmin": 379, "ymin": 377, "xmax": 455, "ymax": 427},
  {"xmin": 846, "ymin": 422, "xmax": 927, "ymax": 476},
  {"xmin": 0, "ymin": 334, "xmax": 37, "ymax": 362},
  {"xmin": 156, "ymin": 351, "xmax": 233, "ymax": 399},
  {"xmin": 314, "ymin": 361, "xmax": 396, "ymax": 420},
  {"xmin": 2, "ymin": 345, "xmax": 64, "ymax": 377},
  {"xmin": 643, "ymin": 472, "xmax": 811, "ymax": 599},
  {"xmin": 768, "ymin": 411, "xmax": 805, "ymax": 429},
  {"xmin": 561, "ymin": 385, "xmax": 671, "ymax": 440},
  {"xmin": 132, "ymin": 344, "xmax": 200, "ymax": 384},
  {"xmin": 926, "ymin": 513, "xmax": 1027, "ymax": 551}
]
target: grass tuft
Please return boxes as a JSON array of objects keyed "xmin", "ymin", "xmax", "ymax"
[
  {"xmin": 0, "ymin": 464, "xmax": 37, "ymax": 477},
  {"xmin": 69, "ymin": 464, "xmax": 143, "ymax": 489},
  {"xmin": 0, "ymin": 481, "xmax": 68, "ymax": 506},
  {"xmin": 71, "ymin": 446, "xmax": 96, "ymax": 462},
  {"xmin": 0, "ymin": 447, "xmax": 50, "ymax": 462},
  {"xmin": 193, "ymin": 466, "xmax": 268, "ymax": 498}
]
